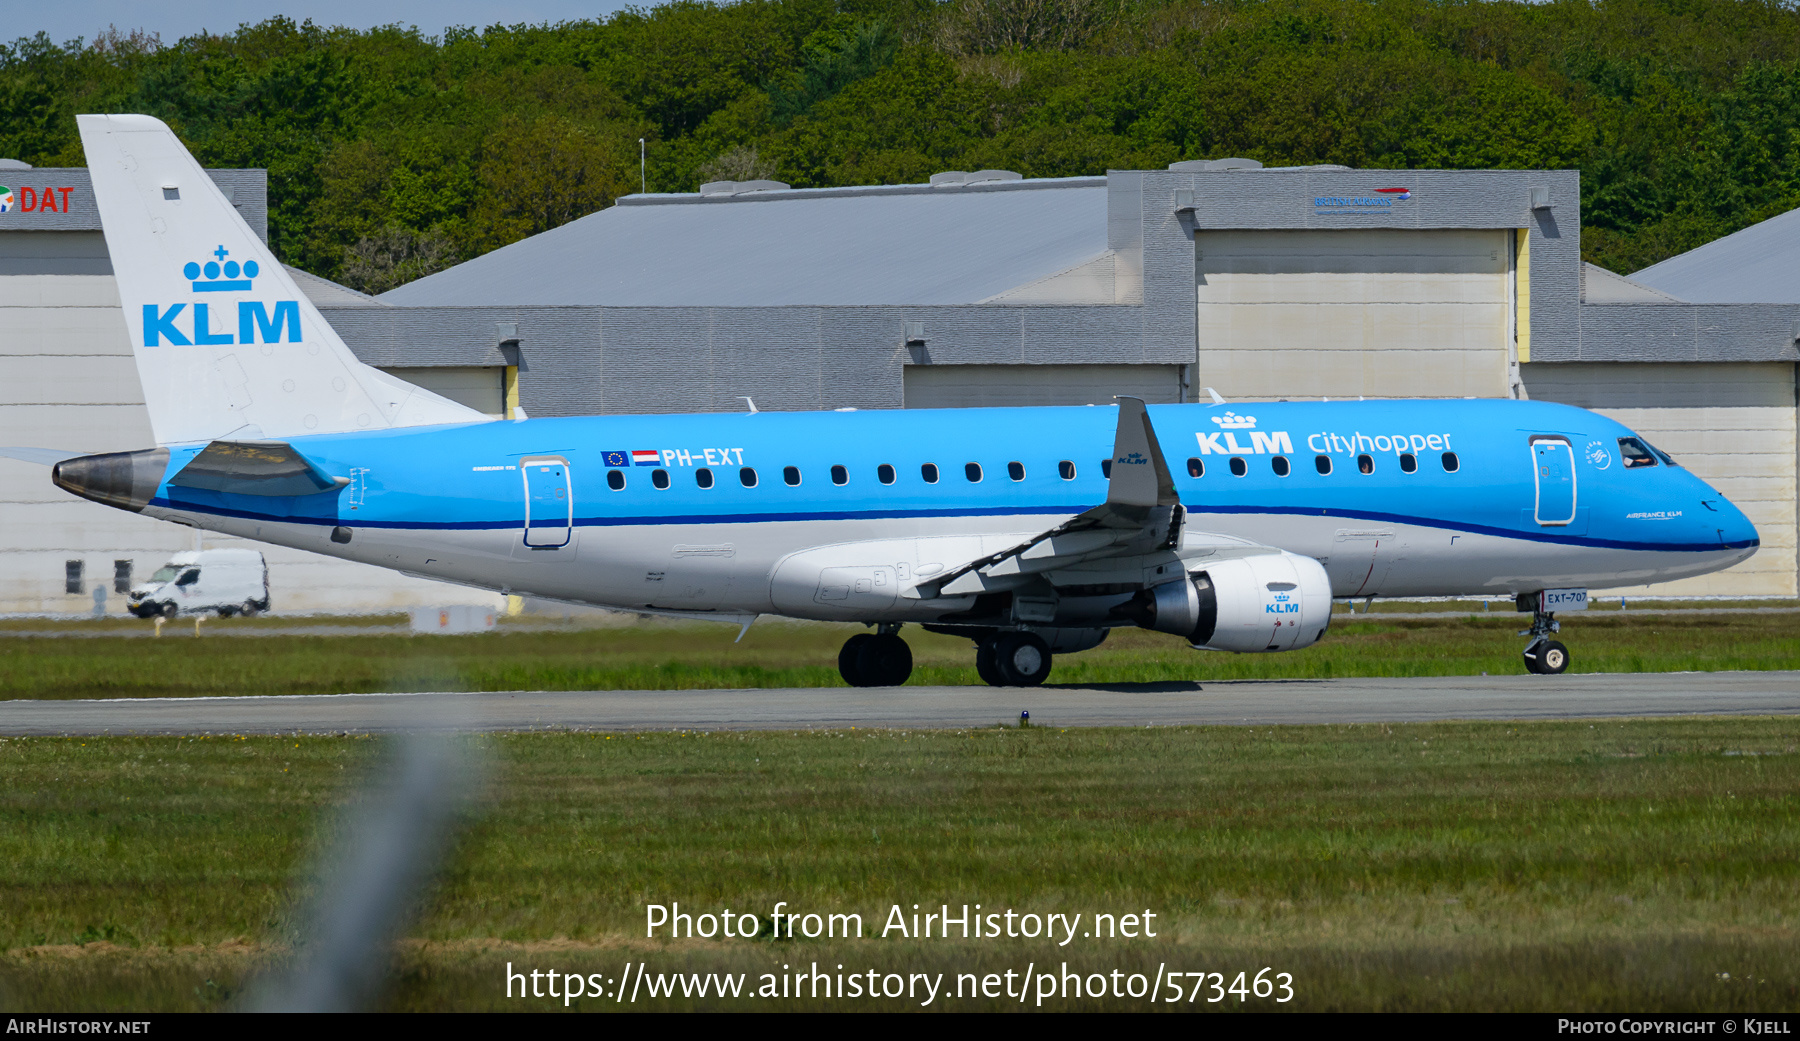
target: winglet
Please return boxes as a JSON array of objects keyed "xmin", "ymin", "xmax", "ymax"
[{"xmin": 1107, "ymin": 397, "xmax": 1179, "ymax": 508}]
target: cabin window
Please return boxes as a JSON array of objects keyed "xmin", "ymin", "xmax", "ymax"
[
  {"xmin": 1441, "ymin": 452, "xmax": 1459, "ymax": 473},
  {"xmin": 965, "ymin": 462, "xmax": 983, "ymax": 483},
  {"xmin": 830, "ymin": 464, "xmax": 849, "ymax": 486},
  {"xmin": 1315, "ymin": 455, "xmax": 1332, "ymax": 475},
  {"xmin": 1007, "ymin": 461, "xmax": 1025, "ymax": 481},
  {"xmin": 1186, "ymin": 457, "xmax": 1203, "ymax": 478},
  {"xmin": 606, "ymin": 469, "xmax": 626, "ymax": 491},
  {"xmin": 921, "ymin": 463, "xmax": 939, "ymax": 484},
  {"xmin": 739, "ymin": 467, "xmax": 758, "ymax": 488},
  {"xmin": 1270, "ymin": 456, "xmax": 1291, "ymax": 477},
  {"xmin": 1228, "ymin": 457, "xmax": 1247, "ymax": 477},
  {"xmin": 878, "ymin": 463, "xmax": 896, "ymax": 485},
  {"xmin": 651, "ymin": 468, "xmax": 670, "ymax": 489},
  {"xmin": 1357, "ymin": 454, "xmax": 1375, "ymax": 474},
  {"xmin": 695, "ymin": 468, "xmax": 714, "ymax": 489},
  {"xmin": 1101, "ymin": 459, "xmax": 1112, "ymax": 478},
  {"xmin": 1399, "ymin": 452, "xmax": 1417, "ymax": 474},
  {"xmin": 1058, "ymin": 460, "xmax": 1076, "ymax": 480},
  {"xmin": 1618, "ymin": 438, "xmax": 1657, "ymax": 469},
  {"xmin": 783, "ymin": 466, "xmax": 801, "ymax": 486}
]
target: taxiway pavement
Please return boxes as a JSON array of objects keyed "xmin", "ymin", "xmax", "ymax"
[{"xmin": 1, "ymin": 671, "xmax": 1796, "ymax": 735}]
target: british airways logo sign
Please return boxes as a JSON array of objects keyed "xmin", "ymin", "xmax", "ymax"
[
  {"xmin": 143, "ymin": 245, "xmax": 300, "ymax": 347},
  {"xmin": 1314, "ymin": 187, "xmax": 1413, "ymax": 210}
]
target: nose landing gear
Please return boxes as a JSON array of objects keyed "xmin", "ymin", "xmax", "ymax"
[
  {"xmin": 838, "ymin": 625, "xmax": 914, "ymax": 687},
  {"xmin": 1519, "ymin": 606, "xmax": 1569, "ymax": 674}
]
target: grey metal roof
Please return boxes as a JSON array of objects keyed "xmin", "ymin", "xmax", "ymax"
[
  {"xmin": 379, "ymin": 178, "xmax": 1108, "ymax": 308},
  {"xmin": 1630, "ymin": 205, "xmax": 1800, "ymax": 303},
  {"xmin": 1582, "ymin": 262, "xmax": 1685, "ymax": 304},
  {"xmin": 285, "ymin": 265, "xmax": 385, "ymax": 307}
]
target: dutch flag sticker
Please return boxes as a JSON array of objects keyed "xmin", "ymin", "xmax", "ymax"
[{"xmin": 632, "ymin": 450, "xmax": 661, "ymax": 466}]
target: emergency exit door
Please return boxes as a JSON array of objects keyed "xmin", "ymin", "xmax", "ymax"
[
  {"xmin": 522, "ymin": 457, "xmax": 572, "ymax": 547},
  {"xmin": 1531, "ymin": 437, "xmax": 1576, "ymax": 526}
]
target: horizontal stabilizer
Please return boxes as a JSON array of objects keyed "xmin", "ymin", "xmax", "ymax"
[
  {"xmin": 169, "ymin": 440, "xmax": 346, "ymax": 497},
  {"xmin": 0, "ymin": 446, "xmax": 89, "ymax": 466}
]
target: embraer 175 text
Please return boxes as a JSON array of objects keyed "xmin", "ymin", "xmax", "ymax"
[{"xmin": 18, "ymin": 115, "xmax": 1762, "ymax": 684}]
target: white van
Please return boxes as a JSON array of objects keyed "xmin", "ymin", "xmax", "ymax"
[{"xmin": 127, "ymin": 549, "xmax": 270, "ymax": 618}]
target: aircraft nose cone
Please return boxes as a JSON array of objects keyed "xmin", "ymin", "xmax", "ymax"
[{"xmin": 1703, "ymin": 496, "xmax": 1759, "ymax": 550}]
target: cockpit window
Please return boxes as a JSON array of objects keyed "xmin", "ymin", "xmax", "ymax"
[
  {"xmin": 1618, "ymin": 437, "xmax": 1657, "ymax": 469},
  {"xmin": 1649, "ymin": 442, "xmax": 1679, "ymax": 467}
]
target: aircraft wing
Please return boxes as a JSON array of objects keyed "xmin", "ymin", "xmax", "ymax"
[
  {"xmin": 167, "ymin": 440, "xmax": 347, "ymax": 497},
  {"xmin": 910, "ymin": 397, "xmax": 1186, "ymax": 599}
]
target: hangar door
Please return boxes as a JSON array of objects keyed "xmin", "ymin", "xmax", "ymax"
[
  {"xmin": 1195, "ymin": 229, "xmax": 1514, "ymax": 400},
  {"xmin": 904, "ymin": 364, "xmax": 1182, "ymax": 408}
]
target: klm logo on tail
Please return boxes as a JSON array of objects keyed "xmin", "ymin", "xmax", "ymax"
[{"xmin": 143, "ymin": 246, "xmax": 299, "ymax": 347}]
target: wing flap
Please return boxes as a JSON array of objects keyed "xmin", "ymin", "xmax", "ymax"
[
  {"xmin": 167, "ymin": 439, "xmax": 346, "ymax": 497},
  {"xmin": 910, "ymin": 397, "xmax": 1185, "ymax": 599}
]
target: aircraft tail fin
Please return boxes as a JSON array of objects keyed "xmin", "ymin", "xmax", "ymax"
[{"xmin": 75, "ymin": 113, "xmax": 486, "ymax": 446}]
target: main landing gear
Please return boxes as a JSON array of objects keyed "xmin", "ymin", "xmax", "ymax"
[
  {"xmin": 974, "ymin": 631, "xmax": 1054, "ymax": 687},
  {"xmin": 838, "ymin": 625, "xmax": 914, "ymax": 687},
  {"xmin": 1519, "ymin": 604, "xmax": 1570, "ymax": 675},
  {"xmin": 836, "ymin": 626, "xmax": 1058, "ymax": 688}
]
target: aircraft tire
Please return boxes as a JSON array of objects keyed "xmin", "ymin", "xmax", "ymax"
[
  {"xmin": 838, "ymin": 633, "xmax": 876, "ymax": 687},
  {"xmin": 974, "ymin": 640, "xmax": 1002, "ymax": 687},
  {"xmin": 1537, "ymin": 640, "xmax": 1570, "ymax": 674},
  {"xmin": 856, "ymin": 634, "xmax": 913, "ymax": 687},
  {"xmin": 992, "ymin": 632, "xmax": 1052, "ymax": 687}
]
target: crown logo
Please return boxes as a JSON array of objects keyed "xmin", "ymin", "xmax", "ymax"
[
  {"xmin": 183, "ymin": 245, "xmax": 259, "ymax": 292},
  {"xmin": 1211, "ymin": 411, "xmax": 1256, "ymax": 429}
]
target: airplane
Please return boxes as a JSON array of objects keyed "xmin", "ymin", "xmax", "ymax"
[{"xmin": 15, "ymin": 115, "xmax": 1763, "ymax": 684}]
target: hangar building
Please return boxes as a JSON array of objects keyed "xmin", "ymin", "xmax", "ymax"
[{"xmin": 2, "ymin": 159, "xmax": 1796, "ymax": 613}]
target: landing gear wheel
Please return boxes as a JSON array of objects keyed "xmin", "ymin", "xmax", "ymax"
[
  {"xmin": 1528, "ymin": 639, "xmax": 1569, "ymax": 675},
  {"xmin": 838, "ymin": 633, "xmax": 875, "ymax": 686},
  {"xmin": 974, "ymin": 640, "xmax": 1002, "ymax": 687},
  {"xmin": 1522, "ymin": 639, "xmax": 1570, "ymax": 674},
  {"xmin": 855, "ymin": 634, "xmax": 913, "ymax": 687},
  {"xmin": 991, "ymin": 632, "xmax": 1053, "ymax": 687}
]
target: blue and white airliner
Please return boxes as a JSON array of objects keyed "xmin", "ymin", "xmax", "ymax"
[{"xmin": 19, "ymin": 115, "xmax": 1762, "ymax": 685}]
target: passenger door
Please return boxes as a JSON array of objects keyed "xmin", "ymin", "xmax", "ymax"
[
  {"xmin": 522, "ymin": 457, "xmax": 573, "ymax": 548},
  {"xmin": 1531, "ymin": 437, "xmax": 1577, "ymax": 526}
]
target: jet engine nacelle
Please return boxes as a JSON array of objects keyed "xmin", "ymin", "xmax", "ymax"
[{"xmin": 1119, "ymin": 551, "xmax": 1332, "ymax": 652}]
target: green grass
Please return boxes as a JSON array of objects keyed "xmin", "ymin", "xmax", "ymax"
[
  {"xmin": 1, "ymin": 611, "xmax": 1797, "ymax": 701},
  {"xmin": 2, "ymin": 719, "xmax": 1797, "ymax": 1010}
]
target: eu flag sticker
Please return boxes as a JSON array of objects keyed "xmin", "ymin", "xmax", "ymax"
[{"xmin": 602, "ymin": 450, "xmax": 629, "ymax": 468}]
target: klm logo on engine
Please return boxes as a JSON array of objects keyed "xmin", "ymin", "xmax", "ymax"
[
  {"xmin": 142, "ymin": 246, "xmax": 301, "ymax": 347},
  {"xmin": 1266, "ymin": 592, "xmax": 1299, "ymax": 614}
]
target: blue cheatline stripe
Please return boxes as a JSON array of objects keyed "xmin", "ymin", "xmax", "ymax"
[{"xmin": 149, "ymin": 496, "xmax": 1753, "ymax": 555}]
